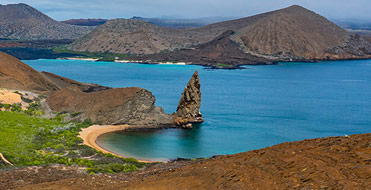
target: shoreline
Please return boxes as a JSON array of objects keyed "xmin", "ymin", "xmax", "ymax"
[
  {"xmin": 79, "ymin": 125, "xmax": 169, "ymax": 163},
  {"xmin": 59, "ymin": 57, "xmax": 189, "ymax": 66},
  {"xmin": 24, "ymin": 56, "xmax": 371, "ymax": 70}
]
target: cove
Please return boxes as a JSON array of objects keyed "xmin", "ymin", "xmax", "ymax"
[{"xmin": 24, "ymin": 59, "xmax": 371, "ymax": 161}]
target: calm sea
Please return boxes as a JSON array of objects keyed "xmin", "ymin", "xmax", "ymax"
[{"xmin": 25, "ymin": 59, "xmax": 371, "ymax": 161}]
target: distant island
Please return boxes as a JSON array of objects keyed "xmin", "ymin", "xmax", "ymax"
[
  {"xmin": 0, "ymin": 4, "xmax": 370, "ymax": 69},
  {"xmin": 68, "ymin": 5, "xmax": 371, "ymax": 68}
]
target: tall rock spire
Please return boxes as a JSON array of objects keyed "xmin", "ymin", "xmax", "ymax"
[{"xmin": 174, "ymin": 70, "xmax": 203, "ymax": 127}]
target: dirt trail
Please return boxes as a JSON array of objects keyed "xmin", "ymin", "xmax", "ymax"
[{"xmin": 0, "ymin": 153, "xmax": 13, "ymax": 166}]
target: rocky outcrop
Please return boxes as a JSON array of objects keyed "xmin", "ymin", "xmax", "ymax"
[
  {"xmin": 46, "ymin": 86, "xmax": 173, "ymax": 126},
  {"xmin": 174, "ymin": 71, "xmax": 203, "ymax": 126}
]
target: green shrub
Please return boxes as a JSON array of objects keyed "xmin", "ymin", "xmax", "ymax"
[
  {"xmin": 3, "ymin": 104, "xmax": 11, "ymax": 111},
  {"xmin": 71, "ymin": 112, "xmax": 81, "ymax": 117},
  {"xmin": 0, "ymin": 112, "xmax": 143, "ymax": 173}
]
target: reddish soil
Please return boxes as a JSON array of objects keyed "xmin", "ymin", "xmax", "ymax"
[{"xmin": 1, "ymin": 133, "xmax": 369, "ymax": 190}]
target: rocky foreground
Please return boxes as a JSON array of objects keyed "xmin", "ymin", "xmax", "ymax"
[{"xmin": 1, "ymin": 133, "xmax": 369, "ymax": 190}]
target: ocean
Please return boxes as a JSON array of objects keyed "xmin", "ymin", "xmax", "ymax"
[{"xmin": 25, "ymin": 59, "xmax": 371, "ymax": 161}]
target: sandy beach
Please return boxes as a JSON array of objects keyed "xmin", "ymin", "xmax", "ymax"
[
  {"xmin": 115, "ymin": 59, "xmax": 188, "ymax": 65},
  {"xmin": 79, "ymin": 125, "xmax": 160, "ymax": 163},
  {"xmin": 62, "ymin": 57, "xmax": 99, "ymax": 61}
]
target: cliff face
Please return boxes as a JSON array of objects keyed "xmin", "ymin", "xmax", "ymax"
[
  {"xmin": 46, "ymin": 86, "xmax": 173, "ymax": 126},
  {"xmin": 0, "ymin": 3, "xmax": 92, "ymax": 40},
  {"xmin": 174, "ymin": 71, "xmax": 203, "ymax": 126}
]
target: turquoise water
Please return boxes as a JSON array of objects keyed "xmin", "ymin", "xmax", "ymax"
[{"xmin": 25, "ymin": 59, "xmax": 371, "ymax": 161}]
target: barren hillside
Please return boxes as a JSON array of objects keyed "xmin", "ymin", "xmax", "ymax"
[{"xmin": 0, "ymin": 3, "xmax": 93, "ymax": 40}]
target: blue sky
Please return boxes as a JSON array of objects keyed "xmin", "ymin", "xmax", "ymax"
[{"xmin": 1, "ymin": 0, "xmax": 370, "ymax": 21}]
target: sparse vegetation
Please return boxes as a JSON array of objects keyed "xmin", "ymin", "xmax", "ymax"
[
  {"xmin": 215, "ymin": 63, "xmax": 235, "ymax": 68},
  {"xmin": 0, "ymin": 110, "xmax": 144, "ymax": 173}
]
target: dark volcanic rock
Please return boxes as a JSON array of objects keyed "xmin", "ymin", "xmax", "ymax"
[
  {"xmin": 174, "ymin": 71, "xmax": 203, "ymax": 125},
  {"xmin": 46, "ymin": 86, "xmax": 173, "ymax": 126}
]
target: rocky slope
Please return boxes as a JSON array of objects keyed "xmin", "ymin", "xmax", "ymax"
[
  {"xmin": 0, "ymin": 51, "xmax": 59, "ymax": 92},
  {"xmin": 0, "ymin": 3, "xmax": 92, "ymax": 40},
  {"xmin": 2, "ymin": 133, "xmax": 369, "ymax": 189},
  {"xmin": 70, "ymin": 5, "xmax": 371, "ymax": 65}
]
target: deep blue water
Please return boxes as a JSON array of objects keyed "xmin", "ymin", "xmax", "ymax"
[{"xmin": 25, "ymin": 59, "xmax": 371, "ymax": 161}]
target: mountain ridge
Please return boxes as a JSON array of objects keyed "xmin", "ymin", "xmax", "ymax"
[{"xmin": 0, "ymin": 3, "xmax": 93, "ymax": 40}]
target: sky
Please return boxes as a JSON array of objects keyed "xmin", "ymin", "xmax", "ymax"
[{"xmin": 1, "ymin": 0, "xmax": 371, "ymax": 21}]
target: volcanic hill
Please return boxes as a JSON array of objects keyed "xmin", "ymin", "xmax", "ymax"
[
  {"xmin": 69, "ymin": 5, "xmax": 371, "ymax": 66},
  {"xmin": 0, "ymin": 3, "xmax": 93, "ymax": 40}
]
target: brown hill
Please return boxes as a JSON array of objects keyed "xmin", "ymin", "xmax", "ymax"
[
  {"xmin": 0, "ymin": 51, "xmax": 59, "ymax": 92},
  {"xmin": 233, "ymin": 5, "xmax": 371, "ymax": 59},
  {"xmin": 70, "ymin": 19, "xmax": 215, "ymax": 54},
  {"xmin": 0, "ymin": 3, "xmax": 93, "ymax": 40},
  {"xmin": 70, "ymin": 5, "xmax": 371, "ymax": 64},
  {"xmin": 2, "ymin": 133, "xmax": 370, "ymax": 189}
]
